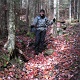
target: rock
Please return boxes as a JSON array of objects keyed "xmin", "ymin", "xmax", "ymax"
[{"xmin": 44, "ymin": 49, "xmax": 54, "ymax": 55}]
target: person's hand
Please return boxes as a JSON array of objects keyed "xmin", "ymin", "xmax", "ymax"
[
  {"xmin": 53, "ymin": 18, "xmax": 56, "ymax": 22},
  {"xmin": 30, "ymin": 25, "xmax": 35, "ymax": 32},
  {"xmin": 31, "ymin": 25, "xmax": 35, "ymax": 28}
]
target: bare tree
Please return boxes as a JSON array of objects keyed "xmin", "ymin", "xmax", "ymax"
[
  {"xmin": 54, "ymin": 0, "xmax": 57, "ymax": 19},
  {"xmin": 57, "ymin": 0, "xmax": 60, "ymax": 21},
  {"xmin": 53, "ymin": 0, "xmax": 57, "ymax": 37},
  {"xmin": 69, "ymin": 0, "xmax": 71, "ymax": 22},
  {"xmin": 26, "ymin": 0, "xmax": 29, "ymax": 27},
  {"xmin": 4, "ymin": 0, "xmax": 15, "ymax": 56},
  {"xmin": 0, "ymin": 0, "xmax": 1, "ymax": 34},
  {"xmin": 77, "ymin": 0, "xmax": 79, "ymax": 19}
]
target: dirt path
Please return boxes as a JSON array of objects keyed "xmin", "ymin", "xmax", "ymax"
[{"xmin": 0, "ymin": 24, "xmax": 80, "ymax": 80}]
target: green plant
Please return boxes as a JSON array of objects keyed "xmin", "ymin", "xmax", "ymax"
[
  {"xmin": 26, "ymin": 32, "xmax": 35, "ymax": 38},
  {"xmin": 0, "ymin": 54, "xmax": 10, "ymax": 67},
  {"xmin": 65, "ymin": 34, "xmax": 70, "ymax": 42}
]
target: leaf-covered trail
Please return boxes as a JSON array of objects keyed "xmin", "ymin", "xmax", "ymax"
[{"xmin": 0, "ymin": 24, "xmax": 80, "ymax": 80}]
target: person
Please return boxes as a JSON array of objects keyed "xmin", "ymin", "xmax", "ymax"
[{"xmin": 31, "ymin": 9, "xmax": 55, "ymax": 55}]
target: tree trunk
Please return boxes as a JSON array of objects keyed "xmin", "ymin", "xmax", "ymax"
[
  {"xmin": 54, "ymin": 0, "xmax": 57, "ymax": 19},
  {"xmin": 14, "ymin": 0, "xmax": 20, "ymax": 28},
  {"xmin": 53, "ymin": 0, "xmax": 57, "ymax": 37},
  {"xmin": 77, "ymin": 0, "xmax": 78, "ymax": 19},
  {"xmin": 4, "ymin": 0, "xmax": 15, "ymax": 55},
  {"xmin": 79, "ymin": 0, "xmax": 80, "ymax": 22},
  {"xmin": 0, "ymin": 0, "xmax": 1, "ymax": 34},
  {"xmin": 74, "ymin": 0, "xmax": 77, "ymax": 19},
  {"xmin": 69, "ymin": 0, "xmax": 71, "ymax": 22},
  {"xmin": 57, "ymin": 0, "xmax": 59, "ymax": 21},
  {"xmin": 26, "ymin": 0, "xmax": 29, "ymax": 31},
  {"xmin": 4, "ymin": 0, "xmax": 8, "ymax": 35}
]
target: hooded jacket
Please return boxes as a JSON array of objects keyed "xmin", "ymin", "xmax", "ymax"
[{"xmin": 32, "ymin": 16, "xmax": 54, "ymax": 29}]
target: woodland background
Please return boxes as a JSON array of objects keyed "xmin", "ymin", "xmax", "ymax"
[{"xmin": 0, "ymin": 0, "xmax": 80, "ymax": 80}]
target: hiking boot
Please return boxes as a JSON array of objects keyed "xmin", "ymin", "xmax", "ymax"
[{"xmin": 35, "ymin": 52, "xmax": 39, "ymax": 55}]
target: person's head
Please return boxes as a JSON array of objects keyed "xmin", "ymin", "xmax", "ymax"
[{"xmin": 39, "ymin": 9, "xmax": 45, "ymax": 18}]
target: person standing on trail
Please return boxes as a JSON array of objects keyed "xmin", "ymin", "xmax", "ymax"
[{"xmin": 31, "ymin": 9, "xmax": 55, "ymax": 55}]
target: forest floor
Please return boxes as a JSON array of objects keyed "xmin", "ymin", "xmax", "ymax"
[{"xmin": 0, "ymin": 23, "xmax": 80, "ymax": 80}]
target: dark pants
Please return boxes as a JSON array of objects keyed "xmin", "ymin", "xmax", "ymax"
[{"xmin": 35, "ymin": 30, "xmax": 46, "ymax": 52}]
